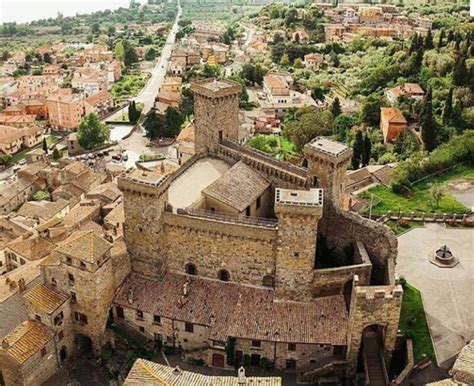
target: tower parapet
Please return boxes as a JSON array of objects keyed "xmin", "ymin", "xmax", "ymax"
[
  {"xmin": 274, "ymin": 188, "xmax": 323, "ymax": 300},
  {"xmin": 304, "ymin": 137, "xmax": 352, "ymax": 209},
  {"xmin": 191, "ymin": 78, "xmax": 242, "ymax": 154}
]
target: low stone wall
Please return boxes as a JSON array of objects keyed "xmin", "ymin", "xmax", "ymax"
[{"xmin": 319, "ymin": 205, "xmax": 397, "ymax": 285}]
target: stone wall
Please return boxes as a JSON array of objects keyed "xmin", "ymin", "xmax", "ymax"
[
  {"xmin": 319, "ymin": 205, "xmax": 397, "ymax": 285},
  {"xmin": 162, "ymin": 212, "xmax": 278, "ymax": 286},
  {"xmin": 346, "ymin": 276, "xmax": 403, "ymax": 371},
  {"xmin": 312, "ymin": 241, "xmax": 372, "ymax": 296}
]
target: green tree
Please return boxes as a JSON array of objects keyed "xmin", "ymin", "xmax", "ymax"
[
  {"xmin": 202, "ymin": 64, "xmax": 221, "ymax": 78},
  {"xmin": 311, "ymin": 86, "xmax": 324, "ymax": 101},
  {"xmin": 333, "ymin": 114, "xmax": 356, "ymax": 141},
  {"xmin": 128, "ymin": 101, "xmax": 140, "ymax": 123},
  {"xmin": 43, "ymin": 53, "xmax": 51, "ymax": 64},
  {"xmin": 283, "ymin": 109, "xmax": 333, "ymax": 152},
  {"xmin": 424, "ymin": 30, "xmax": 433, "ymax": 50},
  {"xmin": 77, "ymin": 113, "xmax": 110, "ymax": 150},
  {"xmin": 144, "ymin": 47, "xmax": 157, "ymax": 61},
  {"xmin": 280, "ymin": 53, "xmax": 290, "ymax": 67},
  {"xmin": 91, "ymin": 23, "xmax": 101, "ymax": 35},
  {"xmin": 294, "ymin": 58, "xmax": 303, "ymax": 69},
  {"xmin": 360, "ymin": 95, "xmax": 381, "ymax": 126},
  {"xmin": 442, "ymin": 87, "xmax": 453, "ymax": 125},
  {"xmin": 52, "ymin": 147, "xmax": 62, "ymax": 160},
  {"xmin": 331, "ymin": 97, "xmax": 341, "ymax": 117},
  {"xmin": 41, "ymin": 137, "xmax": 48, "ymax": 154},
  {"xmin": 421, "ymin": 87, "xmax": 437, "ymax": 152},
  {"xmin": 123, "ymin": 41, "xmax": 138, "ymax": 67},
  {"xmin": 362, "ymin": 132, "xmax": 372, "ymax": 166},
  {"xmin": 143, "ymin": 109, "xmax": 162, "ymax": 140},
  {"xmin": 115, "ymin": 41, "xmax": 125, "ymax": 62},
  {"xmin": 164, "ymin": 107, "xmax": 183, "ymax": 138},
  {"xmin": 452, "ymin": 56, "xmax": 467, "ymax": 87},
  {"xmin": 285, "ymin": 8, "xmax": 298, "ymax": 26},
  {"xmin": 33, "ymin": 190, "xmax": 50, "ymax": 201},
  {"xmin": 437, "ymin": 29, "xmax": 445, "ymax": 49},
  {"xmin": 352, "ymin": 130, "xmax": 364, "ymax": 169}
]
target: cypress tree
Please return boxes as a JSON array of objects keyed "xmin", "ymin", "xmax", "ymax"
[
  {"xmin": 452, "ymin": 56, "xmax": 467, "ymax": 86},
  {"xmin": 437, "ymin": 28, "xmax": 445, "ymax": 49},
  {"xmin": 443, "ymin": 87, "xmax": 453, "ymax": 124},
  {"xmin": 421, "ymin": 87, "xmax": 437, "ymax": 152},
  {"xmin": 352, "ymin": 130, "xmax": 364, "ymax": 169},
  {"xmin": 128, "ymin": 101, "xmax": 136, "ymax": 122},
  {"xmin": 424, "ymin": 30, "xmax": 433, "ymax": 50},
  {"xmin": 447, "ymin": 30, "xmax": 454, "ymax": 43},
  {"xmin": 362, "ymin": 133, "xmax": 372, "ymax": 166},
  {"xmin": 42, "ymin": 137, "xmax": 48, "ymax": 153},
  {"xmin": 331, "ymin": 97, "xmax": 342, "ymax": 117}
]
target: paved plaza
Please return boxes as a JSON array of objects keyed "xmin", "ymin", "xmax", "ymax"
[{"xmin": 397, "ymin": 224, "xmax": 474, "ymax": 367}]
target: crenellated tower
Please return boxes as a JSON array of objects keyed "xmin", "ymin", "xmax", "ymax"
[
  {"xmin": 304, "ymin": 137, "xmax": 352, "ymax": 209},
  {"xmin": 274, "ymin": 188, "xmax": 323, "ymax": 301},
  {"xmin": 191, "ymin": 78, "xmax": 242, "ymax": 154}
]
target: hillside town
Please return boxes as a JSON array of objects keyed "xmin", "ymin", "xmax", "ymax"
[{"xmin": 0, "ymin": 0, "xmax": 472, "ymax": 385}]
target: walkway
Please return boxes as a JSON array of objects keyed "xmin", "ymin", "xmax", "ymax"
[{"xmin": 397, "ymin": 224, "xmax": 474, "ymax": 366}]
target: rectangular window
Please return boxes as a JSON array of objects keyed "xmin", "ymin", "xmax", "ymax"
[
  {"xmin": 184, "ymin": 322, "xmax": 193, "ymax": 333},
  {"xmin": 116, "ymin": 306, "xmax": 124, "ymax": 319},
  {"xmin": 251, "ymin": 340, "xmax": 261, "ymax": 348},
  {"xmin": 58, "ymin": 330, "xmax": 64, "ymax": 341},
  {"xmin": 154, "ymin": 333, "xmax": 161, "ymax": 342},
  {"xmin": 153, "ymin": 315, "xmax": 161, "ymax": 324},
  {"xmin": 256, "ymin": 196, "xmax": 261, "ymax": 210},
  {"xmin": 41, "ymin": 347, "xmax": 47, "ymax": 357},
  {"xmin": 70, "ymin": 291, "xmax": 77, "ymax": 304},
  {"xmin": 35, "ymin": 314, "xmax": 41, "ymax": 322},
  {"xmin": 139, "ymin": 326, "xmax": 145, "ymax": 333},
  {"xmin": 74, "ymin": 312, "xmax": 88, "ymax": 325},
  {"xmin": 245, "ymin": 206, "xmax": 251, "ymax": 217},
  {"xmin": 80, "ymin": 261, "xmax": 86, "ymax": 270},
  {"xmin": 136, "ymin": 310, "xmax": 144, "ymax": 320},
  {"xmin": 66, "ymin": 257, "xmax": 72, "ymax": 265},
  {"xmin": 288, "ymin": 343, "xmax": 296, "ymax": 351},
  {"xmin": 54, "ymin": 311, "xmax": 64, "ymax": 326},
  {"xmin": 68, "ymin": 273, "xmax": 75, "ymax": 285}
]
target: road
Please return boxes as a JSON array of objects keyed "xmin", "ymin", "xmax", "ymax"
[
  {"xmin": 224, "ymin": 24, "xmax": 255, "ymax": 77},
  {"xmin": 107, "ymin": 0, "xmax": 182, "ymax": 121}
]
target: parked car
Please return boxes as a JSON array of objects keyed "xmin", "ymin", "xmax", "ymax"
[{"xmin": 18, "ymin": 159, "xmax": 26, "ymax": 165}]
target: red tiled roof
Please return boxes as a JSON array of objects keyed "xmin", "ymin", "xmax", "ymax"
[{"xmin": 114, "ymin": 273, "xmax": 348, "ymax": 345}]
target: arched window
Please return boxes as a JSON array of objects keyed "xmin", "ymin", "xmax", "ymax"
[
  {"xmin": 262, "ymin": 275, "xmax": 274, "ymax": 287},
  {"xmin": 218, "ymin": 269, "xmax": 230, "ymax": 282},
  {"xmin": 185, "ymin": 263, "xmax": 197, "ymax": 276}
]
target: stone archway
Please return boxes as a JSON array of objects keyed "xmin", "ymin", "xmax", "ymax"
[{"xmin": 185, "ymin": 263, "xmax": 197, "ymax": 275}]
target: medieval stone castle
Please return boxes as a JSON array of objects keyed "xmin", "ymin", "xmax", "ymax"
[{"xmin": 0, "ymin": 78, "xmax": 402, "ymax": 385}]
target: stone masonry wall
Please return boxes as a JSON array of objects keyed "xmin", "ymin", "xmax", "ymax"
[
  {"xmin": 162, "ymin": 212, "xmax": 278, "ymax": 286},
  {"xmin": 346, "ymin": 278, "xmax": 403, "ymax": 371},
  {"xmin": 319, "ymin": 205, "xmax": 398, "ymax": 285}
]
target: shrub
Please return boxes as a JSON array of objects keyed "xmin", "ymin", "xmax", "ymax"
[{"xmin": 243, "ymin": 354, "xmax": 251, "ymax": 367}]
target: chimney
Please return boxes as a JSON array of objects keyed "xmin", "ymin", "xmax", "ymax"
[
  {"xmin": 127, "ymin": 288, "xmax": 134, "ymax": 304},
  {"xmin": 2, "ymin": 339, "xmax": 9, "ymax": 349},
  {"xmin": 18, "ymin": 278, "xmax": 26, "ymax": 293},
  {"xmin": 237, "ymin": 367, "xmax": 246, "ymax": 385}
]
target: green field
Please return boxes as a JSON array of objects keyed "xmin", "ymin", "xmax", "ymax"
[
  {"xmin": 385, "ymin": 220, "xmax": 424, "ymax": 235},
  {"xmin": 361, "ymin": 164, "xmax": 473, "ymax": 215},
  {"xmin": 111, "ymin": 73, "xmax": 150, "ymax": 98},
  {"xmin": 399, "ymin": 282, "xmax": 436, "ymax": 364}
]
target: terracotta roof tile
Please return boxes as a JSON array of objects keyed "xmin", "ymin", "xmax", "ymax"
[
  {"xmin": 1, "ymin": 320, "xmax": 53, "ymax": 364},
  {"xmin": 55, "ymin": 230, "xmax": 111, "ymax": 263},
  {"xmin": 23, "ymin": 284, "xmax": 69, "ymax": 315},
  {"xmin": 202, "ymin": 161, "xmax": 270, "ymax": 212}
]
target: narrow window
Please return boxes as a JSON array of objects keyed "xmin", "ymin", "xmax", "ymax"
[{"xmin": 185, "ymin": 322, "xmax": 194, "ymax": 333}]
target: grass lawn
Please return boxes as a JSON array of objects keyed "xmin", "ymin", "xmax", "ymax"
[
  {"xmin": 111, "ymin": 73, "xmax": 150, "ymax": 98},
  {"xmin": 110, "ymin": 111, "xmax": 129, "ymax": 122},
  {"xmin": 360, "ymin": 164, "xmax": 473, "ymax": 215},
  {"xmin": 399, "ymin": 282, "xmax": 436, "ymax": 364},
  {"xmin": 46, "ymin": 135, "xmax": 59, "ymax": 148},
  {"xmin": 385, "ymin": 220, "xmax": 424, "ymax": 235},
  {"xmin": 139, "ymin": 153, "xmax": 165, "ymax": 161},
  {"xmin": 247, "ymin": 135, "xmax": 295, "ymax": 160}
]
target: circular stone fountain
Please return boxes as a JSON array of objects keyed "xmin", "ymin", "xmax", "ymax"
[{"xmin": 430, "ymin": 245, "xmax": 460, "ymax": 268}]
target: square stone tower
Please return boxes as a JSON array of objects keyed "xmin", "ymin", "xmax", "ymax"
[
  {"xmin": 304, "ymin": 137, "xmax": 352, "ymax": 209},
  {"xmin": 274, "ymin": 188, "xmax": 323, "ymax": 301},
  {"xmin": 191, "ymin": 78, "xmax": 242, "ymax": 154}
]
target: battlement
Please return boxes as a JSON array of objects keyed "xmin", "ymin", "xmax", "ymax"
[
  {"xmin": 191, "ymin": 78, "xmax": 242, "ymax": 99},
  {"xmin": 117, "ymin": 170, "xmax": 170, "ymax": 197},
  {"xmin": 275, "ymin": 188, "xmax": 323, "ymax": 207},
  {"xmin": 353, "ymin": 275, "xmax": 403, "ymax": 300},
  {"xmin": 217, "ymin": 141, "xmax": 309, "ymax": 188},
  {"xmin": 304, "ymin": 137, "xmax": 353, "ymax": 163}
]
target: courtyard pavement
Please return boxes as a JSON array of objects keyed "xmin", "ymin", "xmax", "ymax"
[{"xmin": 397, "ymin": 224, "xmax": 474, "ymax": 367}]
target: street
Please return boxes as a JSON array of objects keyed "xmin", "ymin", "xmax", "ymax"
[{"xmin": 106, "ymin": 0, "xmax": 182, "ymax": 121}]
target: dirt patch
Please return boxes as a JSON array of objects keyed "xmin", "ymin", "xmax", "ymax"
[{"xmin": 447, "ymin": 179, "xmax": 474, "ymax": 209}]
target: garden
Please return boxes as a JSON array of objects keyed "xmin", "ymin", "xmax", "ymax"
[
  {"xmin": 111, "ymin": 72, "xmax": 151, "ymax": 98},
  {"xmin": 399, "ymin": 280, "xmax": 436, "ymax": 364}
]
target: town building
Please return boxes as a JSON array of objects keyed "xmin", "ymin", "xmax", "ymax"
[
  {"xmin": 304, "ymin": 53, "xmax": 324, "ymax": 70},
  {"xmin": 380, "ymin": 107, "xmax": 408, "ymax": 144},
  {"xmin": 386, "ymin": 83, "xmax": 425, "ymax": 104},
  {"xmin": 0, "ymin": 125, "xmax": 43, "ymax": 155},
  {"xmin": 46, "ymin": 94, "xmax": 85, "ymax": 131}
]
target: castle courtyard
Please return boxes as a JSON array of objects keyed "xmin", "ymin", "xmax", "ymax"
[{"xmin": 397, "ymin": 224, "xmax": 474, "ymax": 367}]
